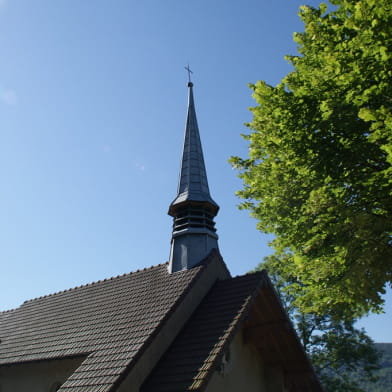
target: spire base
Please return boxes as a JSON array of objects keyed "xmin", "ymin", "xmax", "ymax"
[{"xmin": 168, "ymin": 232, "xmax": 219, "ymax": 273}]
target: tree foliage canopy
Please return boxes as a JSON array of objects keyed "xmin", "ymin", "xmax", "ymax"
[{"xmin": 231, "ymin": 0, "xmax": 392, "ymax": 317}]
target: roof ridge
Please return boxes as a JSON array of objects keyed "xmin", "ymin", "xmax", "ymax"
[
  {"xmin": 20, "ymin": 261, "xmax": 169, "ymax": 306},
  {"xmin": 230, "ymin": 269, "xmax": 267, "ymax": 280},
  {"xmin": 198, "ymin": 249, "xmax": 231, "ymax": 278},
  {"xmin": 0, "ymin": 308, "xmax": 17, "ymax": 315}
]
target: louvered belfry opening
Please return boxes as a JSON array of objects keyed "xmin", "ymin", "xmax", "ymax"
[
  {"xmin": 172, "ymin": 205, "xmax": 217, "ymax": 234},
  {"xmin": 168, "ymin": 81, "xmax": 219, "ymax": 273}
]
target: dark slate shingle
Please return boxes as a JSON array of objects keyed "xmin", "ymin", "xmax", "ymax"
[
  {"xmin": 0, "ymin": 262, "xmax": 205, "ymax": 392},
  {"xmin": 141, "ymin": 272, "xmax": 265, "ymax": 392}
]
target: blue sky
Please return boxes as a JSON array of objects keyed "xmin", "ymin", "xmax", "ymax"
[{"xmin": 0, "ymin": 0, "xmax": 390, "ymax": 342}]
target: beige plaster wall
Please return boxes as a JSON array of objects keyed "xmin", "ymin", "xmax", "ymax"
[
  {"xmin": 0, "ymin": 357, "xmax": 85, "ymax": 392},
  {"xmin": 205, "ymin": 329, "xmax": 284, "ymax": 392}
]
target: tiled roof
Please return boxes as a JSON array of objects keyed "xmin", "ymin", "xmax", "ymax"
[
  {"xmin": 142, "ymin": 271, "xmax": 323, "ymax": 392},
  {"xmin": 0, "ymin": 262, "xmax": 206, "ymax": 392},
  {"xmin": 141, "ymin": 272, "xmax": 266, "ymax": 392}
]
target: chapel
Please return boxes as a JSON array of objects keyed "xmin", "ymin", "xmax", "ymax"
[{"xmin": 0, "ymin": 80, "xmax": 322, "ymax": 392}]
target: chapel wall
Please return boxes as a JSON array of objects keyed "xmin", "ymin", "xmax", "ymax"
[
  {"xmin": 204, "ymin": 328, "xmax": 284, "ymax": 392},
  {"xmin": 0, "ymin": 356, "xmax": 85, "ymax": 392}
]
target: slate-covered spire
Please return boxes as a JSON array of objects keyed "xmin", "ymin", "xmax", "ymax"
[
  {"xmin": 168, "ymin": 81, "xmax": 219, "ymax": 273},
  {"xmin": 169, "ymin": 83, "xmax": 218, "ymax": 213}
]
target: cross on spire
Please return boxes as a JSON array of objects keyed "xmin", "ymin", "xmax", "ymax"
[{"xmin": 185, "ymin": 65, "xmax": 193, "ymax": 84}]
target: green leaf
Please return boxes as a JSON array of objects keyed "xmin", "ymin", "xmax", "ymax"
[{"xmin": 231, "ymin": 0, "xmax": 392, "ymax": 318}]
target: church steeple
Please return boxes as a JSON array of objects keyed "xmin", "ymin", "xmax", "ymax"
[{"xmin": 168, "ymin": 81, "xmax": 219, "ymax": 273}]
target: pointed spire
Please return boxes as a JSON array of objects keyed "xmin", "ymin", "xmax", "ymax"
[
  {"xmin": 168, "ymin": 81, "xmax": 219, "ymax": 273},
  {"xmin": 168, "ymin": 82, "xmax": 218, "ymax": 215}
]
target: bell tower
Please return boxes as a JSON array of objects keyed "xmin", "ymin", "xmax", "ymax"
[{"xmin": 168, "ymin": 80, "xmax": 219, "ymax": 273}]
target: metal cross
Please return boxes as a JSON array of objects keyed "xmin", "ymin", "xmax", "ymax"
[{"xmin": 185, "ymin": 65, "xmax": 193, "ymax": 83}]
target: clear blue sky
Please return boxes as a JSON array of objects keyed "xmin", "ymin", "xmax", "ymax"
[{"xmin": 0, "ymin": 0, "xmax": 390, "ymax": 342}]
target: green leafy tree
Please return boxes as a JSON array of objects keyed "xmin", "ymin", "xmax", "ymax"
[
  {"xmin": 231, "ymin": 0, "xmax": 392, "ymax": 317},
  {"xmin": 258, "ymin": 256, "xmax": 381, "ymax": 392}
]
